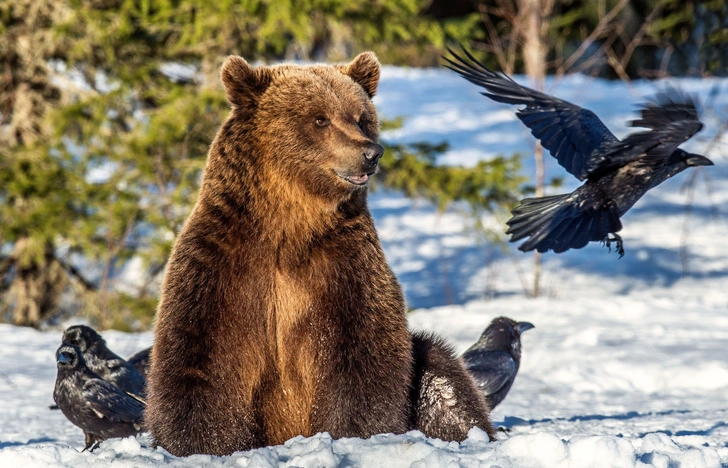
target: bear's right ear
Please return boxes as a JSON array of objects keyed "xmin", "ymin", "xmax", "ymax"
[
  {"xmin": 336, "ymin": 52, "xmax": 380, "ymax": 99},
  {"xmin": 220, "ymin": 56, "xmax": 272, "ymax": 107}
]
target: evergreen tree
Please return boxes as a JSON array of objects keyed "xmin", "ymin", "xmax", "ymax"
[{"xmin": 0, "ymin": 0, "xmax": 84, "ymax": 327}]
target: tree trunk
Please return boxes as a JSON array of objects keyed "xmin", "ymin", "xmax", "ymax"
[
  {"xmin": 9, "ymin": 238, "xmax": 67, "ymax": 328},
  {"xmin": 519, "ymin": 0, "xmax": 546, "ymax": 83},
  {"xmin": 518, "ymin": 0, "xmax": 548, "ymax": 297}
]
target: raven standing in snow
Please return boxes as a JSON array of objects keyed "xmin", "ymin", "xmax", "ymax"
[
  {"xmin": 445, "ymin": 50, "xmax": 713, "ymax": 257},
  {"xmin": 461, "ymin": 317, "xmax": 534, "ymax": 409},
  {"xmin": 62, "ymin": 325, "xmax": 146, "ymax": 397},
  {"xmin": 53, "ymin": 344, "xmax": 145, "ymax": 451}
]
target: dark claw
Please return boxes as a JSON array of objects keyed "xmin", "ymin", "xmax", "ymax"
[
  {"xmin": 83, "ymin": 433, "xmax": 100, "ymax": 452},
  {"xmin": 84, "ymin": 440, "xmax": 100, "ymax": 452},
  {"xmin": 601, "ymin": 233, "xmax": 625, "ymax": 258}
]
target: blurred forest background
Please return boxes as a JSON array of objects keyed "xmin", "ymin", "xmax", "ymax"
[{"xmin": 1, "ymin": 0, "xmax": 727, "ymax": 329}]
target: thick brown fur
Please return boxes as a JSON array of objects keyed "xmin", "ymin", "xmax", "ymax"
[
  {"xmin": 145, "ymin": 53, "xmax": 492, "ymax": 456},
  {"xmin": 410, "ymin": 332, "xmax": 496, "ymax": 441}
]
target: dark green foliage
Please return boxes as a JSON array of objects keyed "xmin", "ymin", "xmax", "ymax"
[
  {"xmin": 140, "ymin": 0, "xmax": 482, "ymax": 66},
  {"xmin": 376, "ymin": 119, "xmax": 524, "ymax": 224},
  {"xmin": 378, "ymin": 140, "xmax": 524, "ymax": 213}
]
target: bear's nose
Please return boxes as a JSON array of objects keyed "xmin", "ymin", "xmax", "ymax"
[{"xmin": 363, "ymin": 143, "xmax": 384, "ymax": 164}]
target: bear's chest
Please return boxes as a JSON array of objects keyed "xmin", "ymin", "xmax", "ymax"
[
  {"xmin": 260, "ymin": 271, "xmax": 318, "ymax": 443},
  {"xmin": 259, "ymin": 236, "xmax": 402, "ymax": 443}
]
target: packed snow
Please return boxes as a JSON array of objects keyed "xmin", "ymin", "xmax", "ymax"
[{"xmin": 1, "ymin": 66, "xmax": 727, "ymax": 467}]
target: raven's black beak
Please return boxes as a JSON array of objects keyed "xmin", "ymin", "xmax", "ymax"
[
  {"xmin": 57, "ymin": 351, "xmax": 73, "ymax": 364},
  {"xmin": 686, "ymin": 154, "xmax": 713, "ymax": 167},
  {"xmin": 517, "ymin": 322, "xmax": 535, "ymax": 334}
]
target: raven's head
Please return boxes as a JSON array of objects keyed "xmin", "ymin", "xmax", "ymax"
[
  {"xmin": 675, "ymin": 149, "xmax": 712, "ymax": 167},
  {"xmin": 665, "ymin": 149, "xmax": 713, "ymax": 178},
  {"xmin": 682, "ymin": 151, "xmax": 713, "ymax": 167},
  {"xmin": 474, "ymin": 316, "xmax": 535, "ymax": 357},
  {"xmin": 55, "ymin": 344, "xmax": 85, "ymax": 370},
  {"xmin": 62, "ymin": 325, "xmax": 104, "ymax": 353}
]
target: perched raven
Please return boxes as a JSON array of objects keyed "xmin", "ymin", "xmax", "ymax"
[
  {"xmin": 445, "ymin": 49, "xmax": 713, "ymax": 256},
  {"xmin": 126, "ymin": 347, "xmax": 151, "ymax": 378},
  {"xmin": 62, "ymin": 325, "xmax": 146, "ymax": 397},
  {"xmin": 461, "ymin": 317, "xmax": 534, "ymax": 409},
  {"xmin": 53, "ymin": 344, "xmax": 145, "ymax": 451}
]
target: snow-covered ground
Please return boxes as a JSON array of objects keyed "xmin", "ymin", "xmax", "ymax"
[{"xmin": 1, "ymin": 67, "xmax": 728, "ymax": 467}]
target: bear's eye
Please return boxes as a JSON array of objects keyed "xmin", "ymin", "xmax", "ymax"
[{"xmin": 315, "ymin": 116, "xmax": 330, "ymax": 127}]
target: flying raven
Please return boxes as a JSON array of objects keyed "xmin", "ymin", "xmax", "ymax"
[{"xmin": 445, "ymin": 49, "xmax": 713, "ymax": 256}]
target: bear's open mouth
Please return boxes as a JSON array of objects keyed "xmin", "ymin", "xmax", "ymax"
[{"xmin": 344, "ymin": 171, "xmax": 376, "ymax": 186}]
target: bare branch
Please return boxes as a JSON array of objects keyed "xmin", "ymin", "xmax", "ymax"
[
  {"xmin": 558, "ymin": 0, "xmax": 630, "ymax": 75},
  {"xmin": 679, "ymin": 105, "xmax": 727, "ymax": 274},
  {"xmin": 606, "ymin": 48, "xmax": 631, "ymax": 83},
  {"xmin": 0, "ymin": 370, "xmax": 16, "ymax": 389},
  {"xmin": 55, "ymin": 257, "xmax": 96, "ymax": 291},
  {"xmin": 509, "ymin": 13, "xmax": 531, "ymax": 74},
  {"xmin": 138, "ymin": 261, "xmax": 167, "ymax": 298},
  {"xmin": 702, "ymin": 114, "xmax": 728, "ymax": 157},
  {"xmin": 569, "ymin": 31, "xmax": 620, "ymax": 75},
  {"xmin": 658, "ymin": 45, "xmax": 673, "ymax": 78},
  {"xmin": 506, "ymin": 248, "xmax": 536, "ymax": 298},
  {"xmin": 97, "ymin": 209, "xmax": 138, "ymax": 325},
  {"xmin": 619, "ymin": 2, "xmax": 665, "ymax": 71},
  {"xmin": 0, "ymin": 256, "xmax": 14, "ymax": 285},
  {"xmin": 679, "ymin": 170, "xmax": 697, "ymax": 275},
  {"xmin": 153, "ymin": 145, "xmax": 183, "ymax": 234},
  {"xmin": 478, "ymin": 5, "xmax": 510, "ymax": 72}
]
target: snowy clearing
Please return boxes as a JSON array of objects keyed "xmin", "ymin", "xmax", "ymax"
[{"xmin": 1, "ymin": 67, "xmax": 727, "ymax": 467}]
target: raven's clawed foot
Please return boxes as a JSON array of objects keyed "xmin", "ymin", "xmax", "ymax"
[
  {"xmin": 601, "ymin": 233, "xmax": 625, "ymax": 258},
  {"xmin": 82, "ymin": 433, "xmax": 102, "ymax": 452},
  {"xmin": 82, "ymin": 440, "xmax": 98, "ymax": 452}
]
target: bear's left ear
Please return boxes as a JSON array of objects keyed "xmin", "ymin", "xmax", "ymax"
[
  {"xmin": 336, "ymin": 52, "xmax": 380, "ymax": 99},
  {"xmin": 220, "ymin": 56, "xmax": 272, "ymax": 108}
]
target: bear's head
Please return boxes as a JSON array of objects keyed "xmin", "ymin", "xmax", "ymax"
[{"xmin": 220, "ymin": 53, "xmax": 384, "ymax": 203}]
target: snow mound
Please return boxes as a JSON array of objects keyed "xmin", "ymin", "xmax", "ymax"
[{"xmin": 0, "ymin": 430, "xmax": 723, "ymax": 468}]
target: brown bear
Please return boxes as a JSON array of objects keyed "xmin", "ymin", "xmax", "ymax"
[{"xmin": 145, "ymin": 52, "xmax": 495, "ymax": 457}]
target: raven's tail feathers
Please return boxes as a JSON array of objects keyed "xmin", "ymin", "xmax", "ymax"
[{"xmin": 506, "ymin": 193, "xmax": 622, "ymax": 254}]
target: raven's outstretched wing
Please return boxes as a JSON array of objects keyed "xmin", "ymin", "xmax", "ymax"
[
  {"xmin": 633, "ymin": 87, "xmax": 700, "ymax": 129},
  {"xmin": 444, "ymin": 49, "xmax": 619, "ymax": 181},
  {"xmin": 594, "ymin": 89, "xmax": 704, "ymax": 170},
  {"xmin": 82, "ymin": 380, "xmax": 144, "ymax": 424}
]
